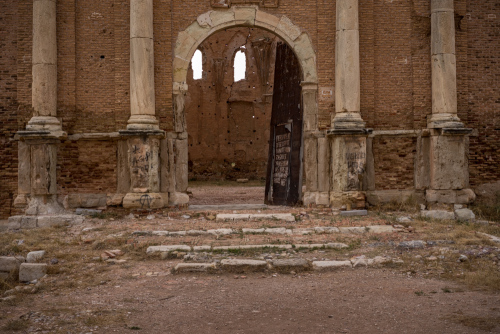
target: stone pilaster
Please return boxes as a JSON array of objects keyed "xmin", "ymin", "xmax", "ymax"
[
  {"xmin": 128, "ymin": 0, "xmax": 158, "ymax": 130},
  {"xmin": 428, "ymin": 0, "xmax": 462, "ymax": 129},
  {"xmin": 332, "ymin": 0, "xmax": 365, "ymax": 129}
]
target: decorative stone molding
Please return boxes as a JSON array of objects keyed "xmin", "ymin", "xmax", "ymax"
[{"xmin": 211, "ymin": 0, "xmax": 279, "ymax": 8}]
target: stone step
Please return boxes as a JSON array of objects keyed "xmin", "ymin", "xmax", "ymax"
[
  {"xmin": 147, "ymin": 242, "xmax": 349, "ymax": 254},
  {"xmin": 171, "ymin": 255, "xmax": 400, "ymax": 274},
  {"xmin": 188, "ymin": 204, "xmax": 270, "ymax": 211},
  {"xmin": 132, "ymin": 225, "xmax": 399, "ymax": 237},
  {"xmin": 216, "ymin": 213, "xmax": 296, "ymax": 222}
]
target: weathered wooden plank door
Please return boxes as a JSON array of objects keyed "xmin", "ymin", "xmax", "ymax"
[{"xmin": 265, "ymin": 42, "xmax": 303, "ymax": 206}]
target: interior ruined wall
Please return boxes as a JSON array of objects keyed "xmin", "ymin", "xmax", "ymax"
[
  {"xmin": 0, "ymin": 0, "xmax": 499, "ymax": 217},
  {"xmin": 185, "ymin": 27, "xmax": 279, "ymax": 181}
]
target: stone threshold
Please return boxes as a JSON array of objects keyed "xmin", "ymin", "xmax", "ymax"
[{"xmin": 133, "ymin": 225, "xmax": 398, "ymax": 237}]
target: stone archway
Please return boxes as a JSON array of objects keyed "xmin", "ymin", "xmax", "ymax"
[{"xmin": 168, "ymin": 7, "xmax": 320, "ymax": 205}]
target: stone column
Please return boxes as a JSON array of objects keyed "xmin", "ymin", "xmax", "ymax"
[
  {"xmin": 428, "ymin": 0, "xmax": 463, "ymax": 129},
  {"xmin": 14, "ymin": 0, "xmax": 66, "ymax": 215},
  {"xmin": 332, "ymin": 0, "xmax": 365, "ymax": 130},
  {"xmin": 425, "ymin": 0, "xmax": 474, "ymax": 209},
  {"xmin": 128, "ymin": 0, "xmax": 158, "ymax": 130},
  {"xmin": 120, "ymin": 0, "xmax": 166, "ymax": 209}
]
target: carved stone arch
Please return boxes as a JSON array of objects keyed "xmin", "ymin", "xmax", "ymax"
[{"xmin": 170, "ymin": 6, "xmax": 320, "ymax": 205}]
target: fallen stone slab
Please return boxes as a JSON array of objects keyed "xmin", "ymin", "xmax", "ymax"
[
  {"xmin": 19, "ymin": 263, "xmax": 47, "ymax": 282},
  {"xmin": 339, "ymin": 227, "xmax": 368, "ymax": 234},
  {"xmin": 146, "ymin": 245, "xmax": 191, "ymax": 254},
  {"xmin": 169, "ymin": 231, "xmax": 187, "ymax": 236},
  {"xmin": 477, "ymin": 232, "xmax": 500, "ymax": 244},
  {"xmin": 0, "ymin": 256, "xmax": 25, "ymax": 272},
  {"xmin": 151, "ymin": 231, "xmax": 169, "ymax": 236},
  {"xmin": 265, "ymin": 227, "xmax": 292, "ymax": 235},
  {"xmin": 220, "ymin": 259, "xmax": 268, "ymax": 273},
  {"xmin": 216, "ymin": 213, "xmax": 295, "ymax": 222},
  {"xmin": 271, "ymin": 259, "xmax": 311, "ymax": 273},
  {"xmin": 37, "ymin": 215, "xmax": 84, "ymax": 228},
  {"xmin": 293, "ymin": 228, "xmax": 315, "ymax": 235},
  {"xmin": 340, "ymin": 210, "xmax": 368, "ymax": 217},
  {"xmin": 367, "ymin": 225, "xmax": 396, "ymax": 233},
  {"xmin": 188, "ymin": 204, "xmax": 268, "ymax": 211},
  {"xmin": 325, "ymin": 243, "xmax": 349, "ymax": 249},
  {"xmin": 242, "ymin": 228, "xmax": 265, "ymax": 234},
  {"xmin": 312, "ymin": 261, "xmax": 352, "ymax": 271},
  {"xmin": 206, "ymin": 228, "xmax": 235, "ymax": 236},
  {"xmin": 314, "ymin": 227, "xmax": 340, "ymax": 234},
  {"xmin": 421, "ymin": 210, "xmax": 455, "ymax": 220},
  {"xmin": 398, "ymin": 240, "xmax": 426, "ymax": 249},
  {"xmin": 7, "ymin": 216, "xmax": 37, "ymax": 230},
  {"xmin": 186, "ymin": 230, "xmax": 210, "ymax": 236},
  {"xmin": 26, "ymin": 251, "xmax": 46, "ymax": 263},
  {"xmin": 173, "ymin": 263, "xmax": 216, "ymax": 274}
]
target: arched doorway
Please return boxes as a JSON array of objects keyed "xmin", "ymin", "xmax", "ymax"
[{"xmin": 170, "ymin": 7, "xmax": 319, "ymax": 206}]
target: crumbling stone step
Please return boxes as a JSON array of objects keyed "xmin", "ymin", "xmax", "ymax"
[
  {"xmin": 216, "ymin": 213, "xmax": 296, "ymax": 222},
  {"xmin": 8, "ymin": 215, "xmax": 84, "ymax": 230},
  {"xmin": 171, "ymin": 256, "xmax": 401, "ymax": 275},
  {"xmin": 188, "ymin": 204, "xmax": 269, "ymax": 211},
  {"xmin": 133, "ymin": 225, "xmax": 398, "ymax": 237},
  {"xmin": 147, "ymin": 243, "xmax": 349, "ymax": 254}
]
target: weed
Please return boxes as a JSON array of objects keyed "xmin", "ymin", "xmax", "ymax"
[
  {"xmin": 441, "ymin": 287, "xmax": 452, "ymax": 293},
  {"xmin": 414, "ymin": 291, "xmax": 425, "ymax": 296}
]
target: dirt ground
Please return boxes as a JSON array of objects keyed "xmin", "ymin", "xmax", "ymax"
[{"xmin": 1, "ymin": 185, "xmax": 500, "ymax": 333}]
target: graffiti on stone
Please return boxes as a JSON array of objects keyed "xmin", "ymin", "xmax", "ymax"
[
  {"xmin": 345, "ymin": 139, "xmax": 366, "ymax": 190},
  {"xmin": 140, "ymin": 194, "xmax": 152, "ymax": 209},
  {"xmin": 273, "ymin": 132, "xmax": 291, "ymax": 186}
]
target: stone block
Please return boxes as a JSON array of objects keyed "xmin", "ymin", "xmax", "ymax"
[
  {"xmin": 146, "ymin": 245, "xmax": 191, "ymax": 254},
  {"xmin": 304, "ymin": 138, "xmax": 318, "ymax": 192},
  {"xmin": 455, "ymin": 208, "xmax": 475, "ymax": 222},
  {"xmin": 234, "ymin": 6, "xmax": 256, "ymax": 26},
  {"xmin": 27, "ymin": 251, "xmax": 46, "ymax": 263},
  {"xmin": 168, "ymin": 192, "xmax": 190, "ymax": 206},
  {"xmin": 293, "ymin": 33, "xmax": 316, "ymax": 65},
  {"xmin": 255, "ymin": 10, "xmax": 280, "ymax": 31},
  {"xmin": 0, "ymin": 256, "xmax": 25, "ymax": 272},
  {"xmin": 335, "ymin": 30, "xmax": 360, "ymax": 113},
  {"xmin": 276, "ymin": 16, "xmax": 301, "ymax": 42},
  {"xmin": 431, "ymin": 11, "xmax": 455, "ymax": 55},
  {"xmin": 32, "ymin": 64, "xmax": 57, "ymax": 117},
  {"xmin": 130, "ymin": 38, "xmax": 156, "ymax": 116},
  {"xmin": 7, "ymin": 216, "xmax": 22, "ymax": 230},
  {"xmin": 123, "ymin": 193, "xmax": 164, "ymax": 209},
  {"xmin": 336, "ymin": 0, "xmax": 359, "ymax": 31},
  {"xmin": 300, "ymin": 56, "xmax": 318, "ymax": 83},
  {"xmin": 130, "ymin": 0, "xmax": 153, "ymax": 38},
  {"xmin": 33, "ymin": 0, "xmax": 57, "ymax": 65},
  {"xmin": 75, "ymin": 208, "xmax": 102, "ymax": 216},
  {"xmin": 366, "ymin": 190, "xmax": 425, "ymax": 206},
  {"xmin": 197, "ymin": 11, "xmax": 214, "ymax": 28},
  {"xmin": 429, "ymin": 134, "xmax": 467, "ymax": 190},
  {"xmin": 421, "ymin": 210, "xmax": 455, "ymax": 220},
  {"xmin": 340, "ymin": 210, "xmax": 368, "ymax": 217},
  {"xmin": 20, "ymin": 216, "xmax": 37, "ymax": 229},
  {"xmin": 312, "ymin": 261, "xmax": 352, "ymax": 271},
  {"xmin": 431, "ymin": 54, "xmax": 457, "ymax": 115},
  {"xmin": 209, "ymin": 10, "xmax": 235, "ymax": 28},
  {"xmin": 185, "ymin": 21, "xmax": 210, "ymax": 43},
  {"xmin": 330, "ymin": 192, "xmax": 366, "ymax": 209},
  {"xmin": 107, "ymin": 194, "xmax": 125, "ymax": 206},
  {"xmin": 220, "ymin": 259, "xmax": 268, "ymax": 273},
  {"xmin": 271, "ymin": 259, "xmax": 310, "ymax": 273},
  {"xmin": 37, "ymin": 215, "xmax": 84, "ymax": 228},
  {"xmin": 173, "ymin": 263, "xmax": 216, "ymax": 273},
  {"xmin": 19, "ymin": 263, "xmax": 47, "ymax": 282},
  {"xmin": 456, "ymin": 189, "xmax": 476, "ymax": 204}
]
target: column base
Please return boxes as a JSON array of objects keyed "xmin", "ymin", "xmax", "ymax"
[
  {"xmin": 331, "ymin": 112, "xmax": 366, "ymax": 130},
  {"xmin": 427, "ymin": 113, "xmax": 464, "ymax": 129},
  {"xmin": 303, "ymin": 192, "xmax": 330, "ymax": 206},
  {"xmin": 330, "ymin": 191, "xmax": 366, "ymax": 209},
  {"xmin": 25, "ymin": 195, "xmax": 65, "ymax": 216},
  {"xmin": 126, "ymin": 115, "xmax": 160, "ymax": 130},
  {"xmin": 168, "ymin": 192, "xmax": 190, "ymax": 206}
]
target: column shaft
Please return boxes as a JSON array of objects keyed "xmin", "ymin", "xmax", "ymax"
[
  {"xmin": 128, "ymin": 0, "xmax": 158, "ymax": 130},
  {"xmin": 29, "ymin": 0, "xmax": 61, "ymax": 131},
  {"xmin": 428, "ymin": 0, "xmax": 462, "ymax": 128},
  {"xmin": 332, "ymin": 0, "xmax": 365, "ymax": 129}
]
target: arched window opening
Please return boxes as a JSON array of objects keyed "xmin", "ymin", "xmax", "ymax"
[
  {"xmin": 234, "ymin": 49, "xmax": 246, "ymax": 82},
  {"xmin": 191, "ymin": 49, "xmax": 203, "ymax": 80}
]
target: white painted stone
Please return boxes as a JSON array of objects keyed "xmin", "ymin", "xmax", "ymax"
[
  {"xmin": 146, "ymin": 245, "xmax": 191, "ymax": 254},
  {"xmin": 173, "ymin": 263, "xmax": 216, "ymax": 273},
  {"xmin": 19, "ymin": 263, "xmax": 47, "ymax": 282},
  {"xmin": 312, "ymin": 261, "xmax": 352, "ymax": 271},
  {"xmin": 26, "ymin": 251, "xmax": 46, "ymax": 263}
]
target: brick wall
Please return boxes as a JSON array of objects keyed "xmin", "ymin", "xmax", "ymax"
[{"xmin": 0, "ymin": 0, "xmax": 499, "ymax": 217}]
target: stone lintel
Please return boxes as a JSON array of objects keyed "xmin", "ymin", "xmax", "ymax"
[
  {"xmin": 118, "ymin": 129, "xmax": 166, "ymax": 139},
  {"xmin": 327, "ymin": 128, "xmax": 372, "ymax": 136}
]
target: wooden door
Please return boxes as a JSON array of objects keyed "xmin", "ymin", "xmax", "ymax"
[{"xmin": 265, "ymin": 42, "xmax": 303, "ymax": 206}]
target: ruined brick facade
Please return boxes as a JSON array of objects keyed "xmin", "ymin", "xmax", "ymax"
[{"xmin": 0, "ymin": 0, "xmax": 499, "ymax": 217}]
